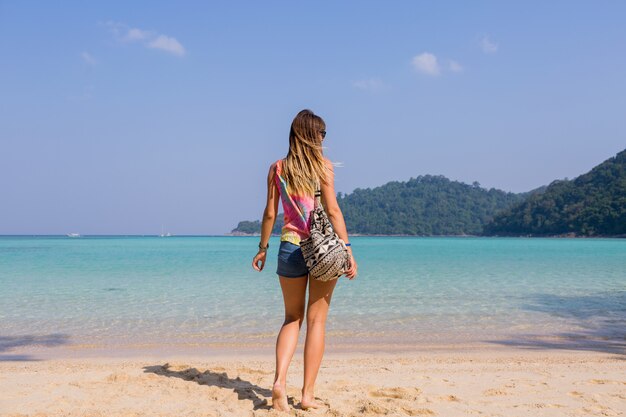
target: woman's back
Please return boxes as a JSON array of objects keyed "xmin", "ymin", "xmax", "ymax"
[{"xmin": 274, "ymin": 158, "xmax": 315, "ymax": 246}]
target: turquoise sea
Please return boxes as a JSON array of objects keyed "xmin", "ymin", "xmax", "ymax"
[{"xmin": 1, "ymin": 236, "xmax": 625, "ymax": 358}]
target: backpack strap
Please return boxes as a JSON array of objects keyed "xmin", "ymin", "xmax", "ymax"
[{"xmin": 314, "ymin": 180, "xmax": 322, "ymax": 207}]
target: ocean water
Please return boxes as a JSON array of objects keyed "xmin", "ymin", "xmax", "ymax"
[{"xmin": 1, "ymin": 236, "xmax": 625, "ymax": 356}]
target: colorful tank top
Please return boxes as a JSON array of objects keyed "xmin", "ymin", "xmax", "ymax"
[{"xmin": 274, "ymin": 159, "xmax": 315, "ymax": 246}]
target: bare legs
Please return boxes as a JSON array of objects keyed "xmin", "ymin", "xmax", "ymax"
[
  {"xmin": 273, "ymin": 275, "xmax": 337, "ymax": 411},
  {"xmin": 272, "ymin": 276, "xmax": 307, "ymax": 411},
  {"xmin": 301, "ymin": 277, "xmax": 337, "ymax": 409}
]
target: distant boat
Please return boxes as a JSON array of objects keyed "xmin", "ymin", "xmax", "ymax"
[
  {"xmin": 67, "ymin": 233, "xmax": 81, "ymax": 238},
  {"xmin": 159, "ymin": 225, "xmax": 172, "ymax": 237}
]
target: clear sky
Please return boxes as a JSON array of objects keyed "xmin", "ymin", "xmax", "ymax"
[{"xmin": 1, "ymin": 1, "xmax": 625, "ymax": 235}]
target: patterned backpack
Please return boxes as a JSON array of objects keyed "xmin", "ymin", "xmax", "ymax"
[{"xmin": 300, "ymin": 186, "xmax": 350, "ymax": 281}]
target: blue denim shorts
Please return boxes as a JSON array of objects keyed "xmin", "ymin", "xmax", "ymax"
[{"xmin": 276, "ymin": 241, "xmax": 309, "ymax": 278}]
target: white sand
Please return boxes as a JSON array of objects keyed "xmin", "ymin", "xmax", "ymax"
[{"xmin": 1, "ymin": 347, "xmax": 625, "ymax": 417}]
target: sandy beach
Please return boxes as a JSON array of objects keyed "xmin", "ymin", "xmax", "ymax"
[
  {"xmin": 2, "ymin": 237, "xmax": 625, "ymax": 417},
  {"xmin": 2, "ymin": 346, "xmax": 625, "ymax": 417}
]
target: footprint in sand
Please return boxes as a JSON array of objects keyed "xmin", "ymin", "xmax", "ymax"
[
  {"xmin": 483, "ymin": 388, "xmax": 509, "ymax": 396},
  {"xmin": 589, "ymin": 379, "xmax": 609, "ymax": 384},
  {"xmin": 402, "ymin": 407, "xmax": 436, "ymax": 416},
  {"xmin": 369, "ymin": 387, "xmax": 418, "ymax": 400},
  {"xmin": 568, "ymin": 391, "xmax": 584, "ymax": 398},
  {"xmin": 582, "ymin": 405, "xmax": 620, "ymax": 416},
  {"xmin": 358, "ymin": 399, "xmax": 390, "ymax": 414},
  {"xmin": 530, "ymin": 403, "xmax": 566, "ymax": 408},
  {"xmin": 440, "ymin": 394, "xmax": 461, "ymax": 402},
  {"xmin": 588, "ymin": 379, "xmax": 626, "ymax": 385}
]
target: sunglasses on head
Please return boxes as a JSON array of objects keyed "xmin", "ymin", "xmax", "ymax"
[{"xmin": 320, "ymin": 130, "xmax": 326, "ymax": 138}]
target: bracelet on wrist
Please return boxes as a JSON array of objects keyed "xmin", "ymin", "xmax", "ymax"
[{"xmin": 258, "ymin": 242, "xmax": 269, "ymax": 252}]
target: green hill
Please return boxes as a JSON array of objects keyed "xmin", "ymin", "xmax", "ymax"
[
  {"xmin": 337, "ymin": 175, "xmax": 526, "ymax": 235},
  {"xmin": 483, "ymin": 149, "xmax": 626, "ymax": 237},
  {"xmin": 231, "ymin": 217, "xmax": 283, "ymax": 235},
  {"xmin": 231, "ymin": 175, "xmax": 529, "ymax": 236}
]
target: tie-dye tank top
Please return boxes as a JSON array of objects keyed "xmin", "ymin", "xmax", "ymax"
[{"xmin": 274, "ymin": 159, "xmax": 315, "ymax": 246}]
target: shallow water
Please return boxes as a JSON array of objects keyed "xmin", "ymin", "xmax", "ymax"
[{"xmin": 1, "ymin": 236, "xmax": 624, "ymax": 355}]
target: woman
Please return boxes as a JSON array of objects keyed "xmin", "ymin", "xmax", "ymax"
[{"xmin": 252, "ymin": 109, "xmax": 358, "ymax": 411}]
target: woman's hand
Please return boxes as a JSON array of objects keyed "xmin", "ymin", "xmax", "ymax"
[
  {"xmin": 252, "ymin": 251, "xmax": 267, "ymax": 272},
  {"xmin": 345, "ymin": 254, "xmax": 357, "ymax": 280}
]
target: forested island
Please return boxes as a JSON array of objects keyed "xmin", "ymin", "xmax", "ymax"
[
  {"xmin": 335, "ymin": 176, "xmax": 537, "ymax": 235},
  {"xmin": 232, "ymin": 148, "xmax": 625, "ymax": 237},
  {"xmin": 483, "ymin": 148, "xmax": 625, "ymax": 237}
]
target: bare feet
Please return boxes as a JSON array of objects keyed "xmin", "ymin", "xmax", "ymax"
[
  {"xmin": 300, "ymin": 392, "xmax": 325, "ymax": 410},
  {"xmin": 272, "ymin": 382, "xmax": 289, "ymax": 411}
]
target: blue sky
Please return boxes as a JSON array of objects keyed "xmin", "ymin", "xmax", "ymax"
[{"xmin": 1, "ymin": 1, "xmax": 625, "ymax": 235}]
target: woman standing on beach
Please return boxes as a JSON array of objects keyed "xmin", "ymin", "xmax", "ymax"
[{"xmin": 252, "ymin": 109, "xmax": 358, "ymax": 411}]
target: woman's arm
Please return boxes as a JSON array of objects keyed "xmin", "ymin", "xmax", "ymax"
[
  {"xmin": 320, "ymin": 159, "xmax": 358, "ymax": 279},
  {"xmin": 252, "ymin": 162, "xmax": 280, "ymax": 272}
]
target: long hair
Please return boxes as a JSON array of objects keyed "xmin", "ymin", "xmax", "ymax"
[{"xmin": 282, "ymin": 109, "xmax": 329, "ymax": 196}]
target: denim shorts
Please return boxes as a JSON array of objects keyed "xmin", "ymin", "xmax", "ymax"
[{"xmin": 276, "ymin": 241, "xmax": 309, "ymax": 278}]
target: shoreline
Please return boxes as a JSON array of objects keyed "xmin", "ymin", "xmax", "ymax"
[
  {"xmin": 5, "ymin": 334, "xmax": 624, "ymax": 361},
  {"xmin": 227, "ymin": 233, "xmax": 626, "ymax": 238}
]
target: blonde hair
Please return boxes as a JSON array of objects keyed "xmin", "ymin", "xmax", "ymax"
[{"xmin": 282, "ymin": 109, "xmax": 329, "ymax": 196}]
